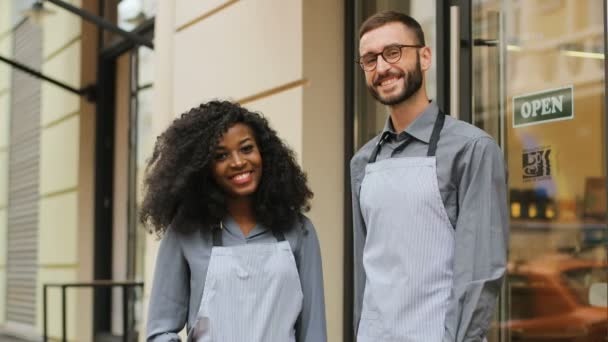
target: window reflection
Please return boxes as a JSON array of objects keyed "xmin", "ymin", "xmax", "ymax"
[{"xmin": 473, "ymin": 1, "xmax": 607, "ymax": 341}]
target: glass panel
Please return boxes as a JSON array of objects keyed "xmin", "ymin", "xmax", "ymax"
[
  {"xmin": 126, "ymin": 45, "xmax": 155, "ymax": 339},
  {"xmin": 473, "ymin": 1, "xmax": 607, "ymax": 341},
  {"xmin": 101, "ymin": 0, "xmax": 157, "ymax": 48},
  {"xmin": 353, "ymin": 0, "xmax": 437, "ymax": 150},
  {"xmin": 117, "ymin": 0, "xmax": 157, "ymax": 31}
]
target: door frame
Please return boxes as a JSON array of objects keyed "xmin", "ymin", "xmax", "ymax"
[{"xmin": 93, "ymin": 14, "xmax": 154, "ymax": 338}]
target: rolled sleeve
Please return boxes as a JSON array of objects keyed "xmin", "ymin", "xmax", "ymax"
[
  {"xmin": 295, "ymin": 217, "xmax": 328, "ymax": 342},
  {"xmin": 147, "ymin": 227, "xmax": 190, "ymax": 341},
  {"xmin": 443, "ymin": 137, "xmax": 509, "ymax": 342}
]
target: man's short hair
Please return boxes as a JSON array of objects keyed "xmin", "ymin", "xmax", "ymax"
[{"xmin": 359, "ymin": 11, "xmax": 426, "ymax": 46}]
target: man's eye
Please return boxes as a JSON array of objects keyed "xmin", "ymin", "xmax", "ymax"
[
  {"xmin": 362, "ymin": 55, "xmax": 376, "ymax": 65},
  {"xmin": 385, "ymin": 48, "xmax": 400, "ymax": 58},
  {"xmin": 385, "ymin": 49, "xmax": 399, "ymax": 57}
]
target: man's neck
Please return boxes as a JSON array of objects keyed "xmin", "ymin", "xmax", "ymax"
[{"xmin": 388, "ymin": 92, "xmax": 430, "ymax": 133}]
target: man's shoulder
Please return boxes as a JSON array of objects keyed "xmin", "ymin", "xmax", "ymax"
[
  {"xmin": 350, "ymin": 134, "xmax": 381, "ymax": 170},
  {"xmin": 441, "ymin": 115, "xmax": 498, "ymax": 149}
]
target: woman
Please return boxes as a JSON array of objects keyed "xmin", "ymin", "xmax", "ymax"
[{"xmin": 141, "ymin": 101, "xmax": 327, "ymax": 342}]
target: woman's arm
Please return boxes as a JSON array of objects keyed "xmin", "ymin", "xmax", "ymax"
[
  {"xmin": 295, "ymin": 217, "xmax": 328, "ymax": 342},
  {"xmin": 146, "ymin": 227, "xmax": 190, "ymax": 341}
]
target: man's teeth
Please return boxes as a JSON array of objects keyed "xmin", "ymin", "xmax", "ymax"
[{"xmin": 381, "ymin": 78, "xmax": 397, "ymax": 86}]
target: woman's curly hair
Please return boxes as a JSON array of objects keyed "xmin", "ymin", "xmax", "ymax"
[{"xmin": 139, "ymin": 100, "xmax": 313, "ymax": 236}]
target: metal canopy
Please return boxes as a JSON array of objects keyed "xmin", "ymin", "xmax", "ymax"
[{"xmin": 0, "ymin": 0, "xmax": 154, "ymax": 102}]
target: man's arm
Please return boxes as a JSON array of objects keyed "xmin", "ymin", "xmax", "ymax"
[
  {"xmin": 443, "ymin": 136, "xmax": 509, "ymax": 342},
  {"xmin": 350, "ymin": 157, "xmax": 367, "ymax": 336}
]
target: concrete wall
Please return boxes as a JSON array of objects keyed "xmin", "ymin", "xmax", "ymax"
[{"xmin": 144, "ymin": 1, "xmax": 345, "ymax": 340}]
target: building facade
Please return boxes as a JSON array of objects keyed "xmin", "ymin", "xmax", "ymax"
[{"xmin": 0, "ymin": 0, "xmax": 606, "ymax": 341}]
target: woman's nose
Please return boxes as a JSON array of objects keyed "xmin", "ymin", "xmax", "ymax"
[{"xmin": 230, "ymin": 153, "xmax": 245, "ymax": 167}]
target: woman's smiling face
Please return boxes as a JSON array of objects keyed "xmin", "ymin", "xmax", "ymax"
[{"xmin": 211, "ymin": 123, "xmax": 263, "ymax": 198}]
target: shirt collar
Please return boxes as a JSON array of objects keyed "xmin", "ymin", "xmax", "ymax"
[
  {"xmin": 382, "ymin": 100, "xmax": 440, "ymax": 144},
  {"xmin": 223, "ymin": 215, "xmax": 268, "ymax": 240}
]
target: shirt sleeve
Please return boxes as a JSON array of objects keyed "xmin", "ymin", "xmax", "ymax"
[
  {"xmin": 350, "ymin": 167, "xmax": 366, "ymax": 336},
  {"xmin": 443, "ymin": 136, "xmax": 509, "ymax": 342},
  {"xmin": 146, "ymin": 227, "xmax": 190, "ymax": 342},
  {"xmin": 295, "ymin": 217, "xmax": 328, "ymax": 342}
]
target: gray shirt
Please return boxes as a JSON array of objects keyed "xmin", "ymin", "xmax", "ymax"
[
  {"xmin": 146, "ymin": 215, "xmax": 327, "ymax": 342},
  {"xmin": 350, "ymin": 101, "xmax": 509, "ymax": 341}
]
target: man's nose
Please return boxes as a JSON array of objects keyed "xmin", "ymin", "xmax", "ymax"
[{"xmin": 375, "ymin": 55, "xmax": 391, "ymax": 73}]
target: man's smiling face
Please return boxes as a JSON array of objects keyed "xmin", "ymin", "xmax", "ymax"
[{"xmin": 359, "ymin": 22, "xmax": 426, "ymax": 106}]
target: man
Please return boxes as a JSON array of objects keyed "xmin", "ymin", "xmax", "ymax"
[{"xmin": 351, "ymin": 11, "xmax": 508, "ymax": 342}]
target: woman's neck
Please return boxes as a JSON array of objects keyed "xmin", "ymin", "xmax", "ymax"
[{"xmin": 226, "ymin": 197, "xmax": 256, "ymax": 237}]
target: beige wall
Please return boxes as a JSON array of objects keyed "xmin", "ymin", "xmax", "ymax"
[
  {"xmin": 36, "ymin": 0, "xmax": 88, "ymax": 340},
  {"xmin": 302, "ymin": 0, "xmax": 344, "ymax": 339},
  {"xmin": 144, "ymin": 0, "xmax": 345, "ymax": 340},
  {"xmin": 142, "ymin": 0, "xmax": 176, "ymax": 340},
  {"xmin": 0, "ymin": 0, "xmax": 13, "ymax": 328}
]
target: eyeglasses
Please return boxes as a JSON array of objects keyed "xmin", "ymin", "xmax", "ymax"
[{"xmin": 356, "ymin": 44, "xmax": 424, "ymax": 71}]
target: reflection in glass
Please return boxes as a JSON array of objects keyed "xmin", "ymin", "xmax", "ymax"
[{"xmin": 473, "ymin": 1, "xmax": 607, "ymax": 341}]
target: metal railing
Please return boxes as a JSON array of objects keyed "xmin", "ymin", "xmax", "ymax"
[{"xmin": 42, "ymin": 281, "xmax": 144, "ymax": 342}]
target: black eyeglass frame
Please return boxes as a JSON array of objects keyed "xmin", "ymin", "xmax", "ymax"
[{"xmin": 356, "ymin": 44, "xmax": 424, "ymax": 71}]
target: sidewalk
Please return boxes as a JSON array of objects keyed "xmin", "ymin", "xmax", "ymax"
[{"xmin": 0, "ymin": 334, "xmax": 28, "ymax": 342}]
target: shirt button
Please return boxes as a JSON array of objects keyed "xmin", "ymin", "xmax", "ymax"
[{"xmin": 237, "ymin": 269, "xmax": 249, "ymax": 279}]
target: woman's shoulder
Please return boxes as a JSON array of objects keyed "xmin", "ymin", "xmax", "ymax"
[
  {"xmin": 283, "ymin": 213, "xmax": 315, "ymax": 234},
  {"xmin": 283, "ymin": 214, "xmax": 317, "ymax": 249},
  {"xmin": 163, "ymin": 217, "xmax": 212, "ymax": 250}
]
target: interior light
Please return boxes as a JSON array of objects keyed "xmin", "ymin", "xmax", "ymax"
[
  {"xmin": 528, "ymin": 203, "xmax": 537, "ymax": 218},
  {"xmin": 511, "ymin": 202, "xmax": 521, "ymax": 218},
  {"xmin": 561, "ymin": 50, "xmax": 604, "ymax": 60}
]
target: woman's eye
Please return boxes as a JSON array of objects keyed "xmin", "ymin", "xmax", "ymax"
[
  {"xmin": 241, "ymin": 145, "xmax": 254, "ymax": 153},
  {"xmin": 214, "ymin": 152, "xmax": 228, "ymax": 160}
]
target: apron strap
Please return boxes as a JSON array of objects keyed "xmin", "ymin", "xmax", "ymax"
[
  {"xmin": 213, "ymin": 224, "xmax": 223, "ymax": 247},
  {"xmin": 271, "ymin": 229, "xmax": 287, "ymax": 242},
  {"xmin": 368, "ymin": 131, "xmax": 391, "ymax": 164},
  {"xmin": 426, "ymin": 110, "xmax": 445, "ymax": 157},
  {"xmin": 367, "ymin": 109, "xmax": 446, "ymax": 163}
]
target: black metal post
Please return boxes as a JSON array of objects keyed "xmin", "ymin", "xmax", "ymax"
[
  {"xmin": 343, "ymin": 0, "xmax": 355, "ymax": 340},
  {"xmin": 43, "ymin": 285, "xmax": 48, "ymax": 342},
  {"xmin": 45, "ymin": 0, "xmax": 154, "ymax": 49},
  {"xmin": 62, "ymin": 285, "xmax": 67, "ymax": 342},
  {"xmin": 122, "ymin": 285, "xmax": 129, "ymax": 342}
]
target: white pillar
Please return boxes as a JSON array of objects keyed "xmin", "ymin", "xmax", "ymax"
[{"xmin": 141, "ymin": 0, "xmax": 175, "ymax": 340}]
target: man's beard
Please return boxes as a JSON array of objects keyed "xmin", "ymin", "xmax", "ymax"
[{"xmin": 368, "ymin": 53, "xmax": 423, "ymax": 106}]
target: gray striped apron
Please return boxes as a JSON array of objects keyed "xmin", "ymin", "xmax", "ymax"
[
  {"xmin": 357, "ymin": 112, "xmax": 454, "ymax": 341},
  {"xmin": 188, "ymin": 227, "xmax": 303, "ymax": 342}
]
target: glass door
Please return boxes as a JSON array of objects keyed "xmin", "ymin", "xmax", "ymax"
[{"xmin": 471, "ymin": 0, "xmax": 608, "ymax": 340}]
